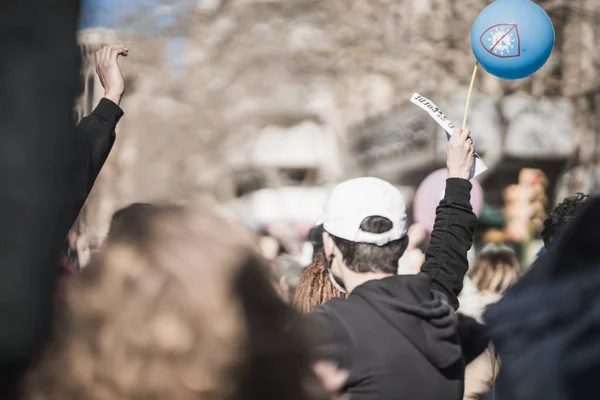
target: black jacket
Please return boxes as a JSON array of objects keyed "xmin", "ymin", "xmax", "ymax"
[
  {"xmin": 484, "ymin": 197, "xmax": 600, "ymax": 400},
  {"xmin": 68, "ymin": 98, "xmax": 122, "ymax": 231},
  {"xmin": 310, "ymin": 178, "xmax": 477, "ymax": 400}
]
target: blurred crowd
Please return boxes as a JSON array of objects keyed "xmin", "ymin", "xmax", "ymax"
[{"xmin": 2, "ymin": 15, "xmax": 600, "ymax": 398}]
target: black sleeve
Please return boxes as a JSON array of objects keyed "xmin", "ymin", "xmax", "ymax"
[
  {"xmin": 457, "ymin": 314, "xmax": 490, "ymax": 364},
  {"xmin": 70, "ymin": 98, "xmax": 123, "ymax": 222},
  {"xmin": 419, "ymin": 178, "xmax": 477, "ymax": 310},
  {"xmin": 308, "ymin": 305, "xmax": 354, "ymax": 369}
]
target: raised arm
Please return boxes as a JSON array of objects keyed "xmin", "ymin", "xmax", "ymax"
[
  {"xmin": 69, "ymin": 44, "xmax": 128, "ymax": 226},
  {"xmin": 71, "ymin": 99, "xmax": 122, "ymax": 219},
  {"xmin": 419, "ymin": 128, "xmax": 478, "ymax": 310}
]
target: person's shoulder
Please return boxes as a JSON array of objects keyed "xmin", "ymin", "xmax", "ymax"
[
  {"xmin": 309, "ymin": 299, "xmax": 356, "ymax": 364},
  {"xmin": 310, "ymin": 297, "xmax": 363, "ymax": 332},
  {"xmin": 312, "ymin": 297, "xmax": 348, "ymax": 318}
]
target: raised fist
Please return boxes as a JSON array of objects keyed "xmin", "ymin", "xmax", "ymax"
[
  {"xmin": 446, "ymin": 128, "xmax": 475, "ymax": 180},
  {"xmin": 95, "ymin": 44, "xmax": 129, "ymax": 105}
]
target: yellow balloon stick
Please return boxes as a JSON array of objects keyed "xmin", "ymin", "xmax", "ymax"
[{"xmin": 462, "ymin": 62, "xmax": 479, "ymax": 130}]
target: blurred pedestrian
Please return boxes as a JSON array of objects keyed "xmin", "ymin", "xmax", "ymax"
[
  {"xmin": 541, "ymin": 193, "xmax": 589, "ymax": 252},
  {"xmin": 461, "ymin": 245, "xmax": 521, "ymax": 400},
  {"xmin": 71, "ymin": 44, "xmax": 129, "ymax": 224},
  {"xmin": 484, "ymin": 196, "xmax": 600, "ymax": 400},
  {"xmin": 294, "ymin": 252, "xmax": 347, "ymax": 314},
  {"xmin": 275, "ymin": 254, "xmax": 304, "ymax": 301},
  {"xmin": 105, "ymin": 202, "xmax": 160, "ymax": 245},
  {"xmin": 397, "ymin": 223, "xmax": 428, "ymax": 275},
  {"xmin": 55, "ymin": 43, "xmax": 129, "ymax": 299},
  {"xmin": 468, "ymin": 245, "xmax": 521, "ymax": 312},
  {"xmin": 257, "ymin": 227, "xmax": 284, "ymax": 275},
  {"xmin": 25, "ymin": 205, "xmax": 327, "ymax": 400},
  {"xmin": 509, "ymin": 192, "xmax": 589, "ymax": 293}
]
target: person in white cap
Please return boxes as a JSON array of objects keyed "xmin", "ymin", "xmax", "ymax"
[{"xmin": 311, "ymin": 127, "xmax": 478, "ymax": 400}]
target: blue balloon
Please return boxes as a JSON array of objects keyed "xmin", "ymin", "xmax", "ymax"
[{"xmin": 471, "ymin": 0, "xmax": 555, "ymax": 80}]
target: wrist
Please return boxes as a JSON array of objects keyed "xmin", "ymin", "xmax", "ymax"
[
  {"xmin": 103, "ymin": 90, "xmax": 123, "ymax": 105},
  {"xmin": 447, "ymin": 169, "xmax": 470, "ymax": 180}
]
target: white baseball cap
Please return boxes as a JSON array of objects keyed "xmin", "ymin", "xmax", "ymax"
[{"xmin": 321, "ymin": 177, "xmax": 408, "ymax": 246}]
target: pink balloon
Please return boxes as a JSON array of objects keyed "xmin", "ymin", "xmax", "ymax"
[{"xmin": 413, "ymin": 169, "xmax": 484, "ymax": 233}]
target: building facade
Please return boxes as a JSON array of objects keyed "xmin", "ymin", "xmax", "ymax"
[{"xmin": 75, "ymin": 0, "xmax": 597, "ymax": 239}]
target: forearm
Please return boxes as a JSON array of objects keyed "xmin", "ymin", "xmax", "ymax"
[
  {"xmin": 76, "ymin": 98, "xmax": 122, "ymax": 185},
  {"xmin": 420, "ymin": 178, "xmax": 477, "ymax": 309},
  {"xmin": 69, "ymin": 98, "xmax": 122, "ymax": 223}
]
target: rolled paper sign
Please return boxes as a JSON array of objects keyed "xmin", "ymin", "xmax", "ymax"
[
  {"xmin": 410, "ymin": 93, "xmax": 488, "ymax": 179},
  {"xmin": 470, "ymin": 0, "xmax": 554, "ymax": 80}
]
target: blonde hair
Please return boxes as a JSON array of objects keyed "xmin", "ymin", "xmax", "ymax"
[
  {"xmin": 26, "ymin": 205, "xmax": 324, "ymax": 400},
  {"xmin": 469, "ymin": 245, "xmax": 521, "ymax": 295}
]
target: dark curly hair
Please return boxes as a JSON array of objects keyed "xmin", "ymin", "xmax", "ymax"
[{"xmin": 541, "ymin": 193, "xmax": 589, "ymax": 249}]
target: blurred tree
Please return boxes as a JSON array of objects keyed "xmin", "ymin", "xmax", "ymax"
[
  {"xmin": 555, "ymin": 1, "xmax": 600, "ymax": 198},
  {"xmin": 75, "ymin": 0, "xmax": 600, "ymax": 237}
]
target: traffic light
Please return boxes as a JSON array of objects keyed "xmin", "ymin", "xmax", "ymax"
[{"xmin": 503, "ymin": 168, "xmax": 548, "ymax": 242}]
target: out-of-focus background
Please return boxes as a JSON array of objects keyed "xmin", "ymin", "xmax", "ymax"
[{"xmin": 76, "ymin": 0, "xmax": 599, "ymax": 268}]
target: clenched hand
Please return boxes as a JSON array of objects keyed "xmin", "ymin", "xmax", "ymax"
[
  {"xmin": 446, "ymin": 128, "xmax": 475, "ymax": 180},
  {"xmin": 95, "ymin": 44, "xmax": 129, "ymax": 105}
]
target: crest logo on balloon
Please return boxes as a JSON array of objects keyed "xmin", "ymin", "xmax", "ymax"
[{"xmin": 480, "ymin": 24, "xmax": 521, "ymax": 58}]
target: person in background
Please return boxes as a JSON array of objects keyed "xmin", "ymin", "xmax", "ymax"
[
  {"xmin": 59, "ymin": 45, "xmax": 128, "ymax": 233},
  {"xmin": 74, "ymin": 233, "xmax": 102, "ymax": 269},
  {"xmin": 61, "ymin": 224, "xmax": 96, "ymax": 271},
  {"xmin": 310, "ymin": 127, "xmax": 477, "ymax": 400},
  {"xmin": 63, "ymin": 41, "xmax": 129, "ymax": 239},
  {"xmin": 484, "ymin": 196, "xmax": 600, "ymax": 400},
  {"xmin": 294, "ymin": 224, "xmax": 347, "ymax": 314},
  {"xmin": 105, "ymin": 202, "xmax": 160, "ymax": 245},
  {"xmin": 70, "ymin": 44, "xmax": 129, "ymax": 224},
  {"xmin": 461, "ymin": 244, "xmax": 521, "ymax": 320},
  {"xmin": 397, "ymin": 222, "xmax": 428, "ymax": 275},
  {"xmin": 508, "ymin": 192, "xmax": 589, "ymax": 293},
  {"xmin": 65, "ymin": 226, "xmax": 81, "ymax": 271},
  {"xmin": 294, "ymin": 252, "xmax": 347, "ymax": 314},
  {"xmin": 56, "ymin": 43, "xmax": 129, "ymax": 299},
  {"xmin": 257, "ymin": 227, "xmax": 285, "ymax": 274},
  {"xmin": 477, "ymin": 192, "xmax": 590, "ymax": 400},
  {"xmin": 275, "ymin": 254, "xmax": 305, "ymax": 302},
  {"xmin": 25, "ymin": 205, "xmax": 328, "ymax": 400},
  {"xmin": 460, "ymin": 245, "xmax": 521, "ymax": 400},
  {"xmin": 56, "ymin": 226, "xmax": 81, "ymax": 301},
  {"xmin": 541, "ymin": 193, "xmax": 589, "ymax": 252}
]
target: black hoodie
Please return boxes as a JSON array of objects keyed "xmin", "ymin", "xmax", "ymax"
[
  {"xmin": 310, "ymin": 178, "xmax": 476, "ymax": 400},
  {"xmin": 484, "ymin": 197, "xmax": 600, "ymax": 400}
]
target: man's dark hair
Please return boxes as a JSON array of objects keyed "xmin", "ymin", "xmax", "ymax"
[
  {"xmin": 107, "ymin": 203, "xmax": 161, "ymax": 243},
  {"xmin": 331, "ymin": 216, "xmax": 409, "ymax": 274},
  {"xmin": 541, "ymin": 193, "xmax": 589, "ymax": 249}
]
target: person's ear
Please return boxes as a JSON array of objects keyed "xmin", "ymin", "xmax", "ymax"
[{"xmin": 322, "ymin": 231, "xmax": 335, "ymax": 261}]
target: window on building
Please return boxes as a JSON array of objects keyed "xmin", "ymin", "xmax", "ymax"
[{"xmin": 279, "ymin": 167, "xmax": 318, "ymax": 185}]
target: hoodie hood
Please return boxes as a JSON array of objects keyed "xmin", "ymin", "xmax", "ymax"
[{"xmin": 352, "ymin": 273, "xmax": 462, "ymax": 369}]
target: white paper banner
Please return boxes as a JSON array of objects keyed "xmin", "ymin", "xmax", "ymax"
[{"xmin": 411, "ymin": 93, "xmax": 487, "ymax": 179}]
